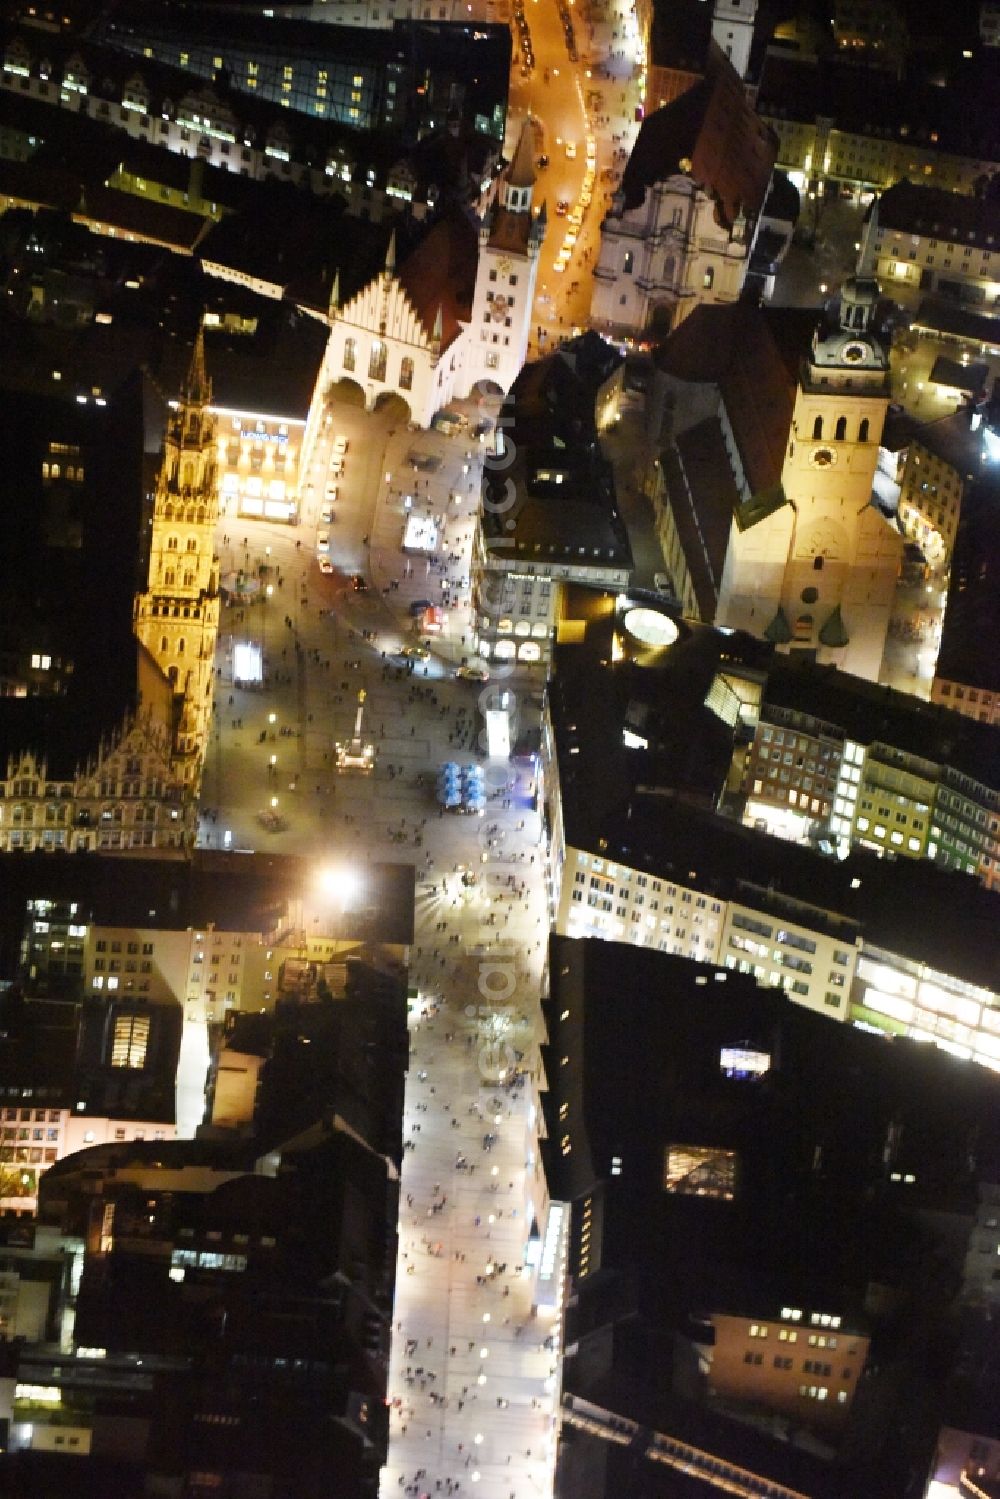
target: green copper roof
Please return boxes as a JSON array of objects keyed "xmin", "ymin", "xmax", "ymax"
[
  {"xmin": 735, "ymin": 482, "xmax": 788, "ymax": 533},
  {"xmin": 763, "ymin": 606, "xmax": 792, "ymax": 644},
  {"xmin": 819, "ymin": 604, "xmax": 850, "ymax": 648}
]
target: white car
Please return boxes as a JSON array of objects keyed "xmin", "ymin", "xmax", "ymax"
[
  {"xmin": 553, "ymin": 254, "xmax": 568, "ymax": 273},
  {"xmin": 329, "ymin": 458, "xmax": 344, "ymax": 478},
  {"xmin": 565, "ymin": 141, "xmax": 577, "ymax": 159},
  {"xmin": 333, "ymin": 434, "xmax": 349, "ymax": 455},
  {"xmin": 456, "ymin": 665, "xmax": 489, "ymax": 682},
  {"xmin": 317, "ymin": 531, "xmax": 330, "ymax": 553},
  {"xmin": 320, "ymin": 505, "xmax": 334, "ymax": 524},
  {"xmin": 318, "ymin": 557, "xmax": 334, "ymax": 574}
]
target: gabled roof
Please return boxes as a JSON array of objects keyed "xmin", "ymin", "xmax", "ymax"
[
  {"xmin": 621, "ymin": 43, "xmax": 775, "ymax": 227},
  {"xmin": 655, "ymin": 302, "xmax": 810, "ymax": 497},
  {"xmin": 396, "ymin": 209, "xmax": 479, "ymax": 350},
  {"xmin": 875, "ymin": 179, "xmax": 1000, "ymax": 251},
  {"xmin": 506, "ymin": 119, "xmax": 536, "ymax": 189}
]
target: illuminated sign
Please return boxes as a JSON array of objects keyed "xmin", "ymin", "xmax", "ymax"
[
  {"xmin": 664, "ymin": 1146, "xmax": 736, "ymax": 1200},
  {"xmin": 233, "ymin": 642, "xmax": 263, "ymax": 685},
  {"xmin": 720, "ymin": 1047, "xmax": 770, "ymax": 1079},
  {"xmin": 15, "ymin": 1384, "xmax": 61, "ymax": 1404}
]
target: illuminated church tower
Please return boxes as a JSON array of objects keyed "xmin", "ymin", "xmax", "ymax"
[{"xmin": 134, "ymin": 327, "xmax": 220, "ymax": 787}]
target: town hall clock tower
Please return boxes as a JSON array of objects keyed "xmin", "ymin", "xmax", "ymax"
[
  {"xmin": 466, "ymin": 120, "xmax": 546, "ymax": 397},
  {"xmin": 134, "ymin": 327, "xmax": 221, "ymax": 789}
]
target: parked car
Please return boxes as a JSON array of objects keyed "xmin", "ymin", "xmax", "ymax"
[
  {"xmin": 409, "ymin": 598, "xmax": 433, "ymax": 615},
  {"xmin": 318, "ymin": 557, "xmax": 334, "ymax": 574},
  {"xmin": 316, "ymin": 531, "xmax": 330, "ymax": 553},
  {"xmin": 333, "ymin": 434, "xmax": 349, "ymax": 455},
  {"xmin": 325, "ymin": 483, "xmax": 339, "ymax": 503},
  {"xmin": 565, "ymin": 141, "xmax": 577, "ymax": 159},
  {"xmin": 401, "ymin": 644, "xmax": 431, "ymax": 660},
  {"xmin": 351, "ymin": 574, "xmax": 368, "ymax": 592},
  {"xmin": 456, "ymin": 665, "xmax": 489, "ymax": 682},
  {"xmin": 320, "ymin": 505, "xmax": 334, "ymax": 524}
]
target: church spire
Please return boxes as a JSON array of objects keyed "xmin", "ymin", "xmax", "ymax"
[
  {"xmin": 384, "ymin": 229, "xmax": 397, "ymax": 276},
  {"xmin": 183, "ymin": 319, "xmax": 212, "ymax": 407},
  {"xmin": 329, "ymin": 267, "xmax": 341, "ymax": 317}
]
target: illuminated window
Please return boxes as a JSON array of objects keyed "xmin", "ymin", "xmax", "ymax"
[
  {"xmin": 111, "ymin": 1014, "xmax": 150, "ymax": 1068},
  {"xmin": 343, "ymin": 337, "xmax": 356, "ymax": 373},
  {"xmin": 368, "ymin": 339, "xmax": 387, "ymax": 381}
]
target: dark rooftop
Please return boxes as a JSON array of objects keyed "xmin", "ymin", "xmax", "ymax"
[
  {"xmin": 549, "ymin": 606, "xmax": 1000, "ymax": 992},
  {"xmin": 756, "ymin": 51, "xmax": 1000, "ymax": 163},
  {"xmin": 545, "ymin": 935, "xmax": 1000, "ymax": 1286},
  {"xmin": 662, "ymin": 420, "xmax": 739, "ymax": 620},
  {"xmin": 908, "ymin": 407, "xmax": 986, "ymax": 475},
  {"xmin": 912, "ymin": 297, "xmax": 1000, "ymax": 346},
  {"xmin": 0, "ymin": 376, "xmax": 146, "ymax": 779},
  {"xmin": 935, "ymin": 476, "xmax": 1000, "ymax": 693},
  {"xmin": 621, "ymin": 44, "xmax": 776, "ymax": 229},
  {"xmin": 655, "ymin": 302, "xmax": 816, "ymax": 499},
  {"xmin": 481, "ymin": 333, "xmax": 633, "ymax": 570},
  {"xmin": 874, "ymin": 178, "xmax": 1000, "ymax": 253},
  {"xmin": 928, "ymin": 355, "xmax": 990, "ymax": 396}
]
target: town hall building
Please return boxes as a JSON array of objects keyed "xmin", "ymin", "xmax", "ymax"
[{"xmin": 309, "ymin": 121, "xmax": 545, "ymax": 433}]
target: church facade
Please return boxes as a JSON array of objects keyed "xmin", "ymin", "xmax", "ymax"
[
  {"xmin": 591, "ymin": 41, "xmax": 775, "ymax": 339},
  {"xmin": 717, "ymin": 279, "xmax": 901, "ymax": 682},
  {"xmin": 652, "ymin": 279, "xmax": 902, "ymax": 684}
]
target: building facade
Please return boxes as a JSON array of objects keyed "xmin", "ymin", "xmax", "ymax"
[
  {"xmin": 540, "ymin": 610, "xmax": 1000, "ymax": 1067},
  {"xmin": 311, "ymin": 123, "xmax": 542, "ymax": 431},
  {"xmin": 756, "ymin": 53, "xmax": 1000, "ymax": 200},
  {"xmin": 740, "ymin": 706, "xmax": 1000, "ymax": 889},
  {"xmin": 703, "ymin": 1307, "xmax": 870, "ymax": 1428},
  {"xmin": 591, "ymin": 44, "xmax": 776, "ymax": 337},
  {"xmin": 0, "ymin": 29, "xmax": 495, "ymax": 227},
  {"xmin": 134, "ymin": 329, "xmax": 221, "ymax": 788},
  {"xmin": 858, "ymin": 180, "xmax": 1000, "ymax": 309}
]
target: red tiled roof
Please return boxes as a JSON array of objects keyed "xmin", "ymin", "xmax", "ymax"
[
  {"xmin": 488, "ymin": 207, "xmax": 533, "ymax": 255},
  {"xmin": 397, "ymin": 210, "xmax": 479, "ymax": 350},
  {"xmin": 622, "ymin": 42, "xmax": 775, "ymax": 229},
  {"xmin": 655, "ymin": 302, "xmax": 808, "ymax": 495}
]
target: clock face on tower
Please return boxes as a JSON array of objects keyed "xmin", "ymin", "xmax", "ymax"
[
  {"xmin": 841, "ymin": 341, "xmax": 869, "ymax": 364},
  {"xmin": 810, "ymin": 446, "xmax": 837, "ymax": 468},
  {"xmin": 498, "ymin": 256, "xmax": 512, "ymax": 275}
]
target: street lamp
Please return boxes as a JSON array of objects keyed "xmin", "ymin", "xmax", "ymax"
[{"xmin": 318, "ymin": 865, "xmax": 358, "ymax": 904}]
